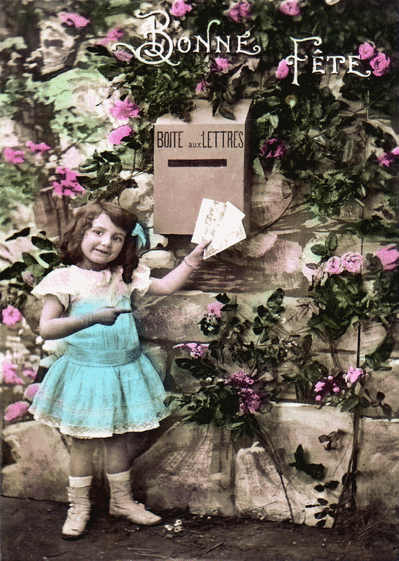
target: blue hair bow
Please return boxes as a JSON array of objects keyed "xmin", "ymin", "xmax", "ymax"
[{"xmin": 131, "ymin": 222, "xmax": 147, "ymax": 249}]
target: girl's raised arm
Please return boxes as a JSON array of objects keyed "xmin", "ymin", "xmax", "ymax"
[
  {"xmin": 39, "ymin": 295, "xmax": 131, "ymax": 340},
  {"xmin": 147, "ymin": 242, "xmax": 209, "ymax": 296}
]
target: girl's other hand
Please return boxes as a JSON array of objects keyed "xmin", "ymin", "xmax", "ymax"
[{"xmin": 93, "ymin": 307, "xmax": 131, "ymax": 326}]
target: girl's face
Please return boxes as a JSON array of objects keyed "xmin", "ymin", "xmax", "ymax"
[{"xmin": 78, "ymin": 213, "xmax": 127, "ymax": 271}]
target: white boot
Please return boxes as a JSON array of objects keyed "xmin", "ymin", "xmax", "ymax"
[
  {"xmin": 107, "ymin": 470, "xmax": 161, "ymax": 526},
  {"xmin": 62, "ymin": 476, "xmax": 92, "ymax": 540}
]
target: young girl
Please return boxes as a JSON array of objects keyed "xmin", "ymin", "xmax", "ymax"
[{"xmin": 29, "ymin": 201, "xmax": 208, "ymax": 540}]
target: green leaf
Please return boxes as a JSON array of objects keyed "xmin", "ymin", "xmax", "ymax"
[
  {"xmin": 6, "ymin": 227, "xmax": 30, "ymax": 241},
  {"xmin": 381, "ymin": 402, "xmax": 393, "ymax": 420},
  {"xmin": 311, "ymin": 244, "xmax": 328, "ymax": 256},
  {"xmin": 38, "ymin": 252, "xmax": 59, "ymax": 265},
  {"xmin": 216, "ymin": 294, "xmax": 230, "ymax": 304},
  {"xmin": 31, "ymin": 236, "xmax": 55, "ymax": 251}
]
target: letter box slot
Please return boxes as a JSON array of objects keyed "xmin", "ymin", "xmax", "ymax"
[{"xmin": 168, "ymin": 159, "xmax": 227, "ymax": 168}]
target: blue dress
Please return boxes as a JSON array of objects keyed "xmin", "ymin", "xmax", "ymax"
[{"xmin": 29, "ymin": 264, "xmax": 169, "ymax": 438}]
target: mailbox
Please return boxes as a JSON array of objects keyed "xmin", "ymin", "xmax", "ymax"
[{"xmin": 154, "ymin": 99, "xmax": 251, "ymax": 234}]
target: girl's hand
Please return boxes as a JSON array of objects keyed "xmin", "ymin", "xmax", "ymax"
[
  {"xmin": 186, "ymin": 240, "xmax": 211, "ymax": 267},
  {"xmin": 92, "ymin": 307, "xmax": 131, "ymax": 326}
]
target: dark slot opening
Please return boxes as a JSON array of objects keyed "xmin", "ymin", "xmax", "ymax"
[{"xmin": 168, "ymin": 159, "xmax": 227, "ymax": 168}]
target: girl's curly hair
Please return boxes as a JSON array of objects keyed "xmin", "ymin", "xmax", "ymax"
[{"xmin": 60, "ymin": 201, "xmax": 140, "ymax": 283}]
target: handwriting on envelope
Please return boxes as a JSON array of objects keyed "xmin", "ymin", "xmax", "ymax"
[{"xmin": 191, "ymin": 198, "xmax": 246, "ymax": 259}]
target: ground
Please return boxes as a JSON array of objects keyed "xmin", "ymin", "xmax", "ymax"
[{"xmin": 2, "ymin": 496, "xmax": 398, "ymax": 561}]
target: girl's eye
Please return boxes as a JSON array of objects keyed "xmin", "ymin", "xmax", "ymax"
[
  {"xmin": 93, "ymin": 230, "xmax": 102, "ymax": 235},
  {"xmin": 114, "ymin": 237, "xmax": 124, "ymax": 242}
]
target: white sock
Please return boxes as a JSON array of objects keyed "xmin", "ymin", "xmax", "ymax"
[
  {"xmin": 106, "ymin": 470, "xmax": 131, "ymax": 482},
  {"xmin": 69, "ymin": 475, "xmax": 93, "ymax": 488}
]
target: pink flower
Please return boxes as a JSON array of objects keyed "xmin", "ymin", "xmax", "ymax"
[
  {"xmin": 227, "ymin": 371, "xmax": 255, "ymax": 387},
  {"xmin": 341, "ymin": 252, "xmax": 363, "ymax": 273},
  {"xmin": 370, "ymin": 53, "xmax": 391, "ymax": 76},
  {"xmin": 3, "ymin": 147, "xmax": 25, "ymax": 164},
  {"xmin": 23, "ymin": 368, "xmax": 37, "ymax": 379},
  {"xmin": 113, "ymin": 50, "xmax": 133, "ymax": 62},
  {"xmin": 2, "ymin": 305, "xmax": 22, "ymax": 326},
  {"xmin": 23, "ymin": 383, "xmax": 40, "ymax": 401},
  {"xmin": 377, "ymin": 147, "xmax": 399, "ymax": 167},
  {"xmin": 276, "ymin": 59, "xmax": 290, "ymax": 79},
  {"xmin": 195, "ymin": 79, "xmax": 209, "ymax": 93},
  {"xmin": 108, "ymin": 125, "xmax": 134, "ymax": 145},
  {"xmin": 325, "ymin": 256, "xmax": 344, "ymax": 275},
  {"xmin": 358, "ymin": 42, "xmax": 376, "ymax": 61},
  {"xmin": 278, "ymin": 0, "xmax": 301, "ymax": 16},
  {"xmin": 26, "ymin": 141, "xmax": 51, "ymax": 153},
  {"xmin": 239, "ymin": 388, "xmax": 262, "ymax": 414},
  {"xmin": 212, "ymin": 57, "xmax": 233, "ymax": 73},
  {"xmin": 59, "ymin": 12, "xmax": 90, "ymax": 28},
  {"xmin": 374, "ymin": 245, "xmax": 399, "ymax": 271},
  {"xmin": 314, "ymin": 376, "xmax": 342, "ymax": 402},
  {"xmin": 110, "ymin": 99, "xmax": 140, "ymax": 121},
  {"xmin": 227, "ymin": 1, "xmax": 252, "ymax": 22},
  {"xmin": 170, "ymin": 0, "xmax": 192, "ymax": 17},
  {"xmin": 174, "ymin": 342, "xmax": 209, "ymax": 358},
  {"xmin": 377, "ymin": 152, "xmax": 394, "ymax": 167},
  {"xmin": 22, "ymin": 271, "xmax": 36, "ymax": 286},
  {"xmin": 207, "ymin": 301, "xmax": 223, "ymax": 317},
  {"xmin": 4, "ymin": 401, "xmax": 30, "ymax": 422},
  {"xmin": 51, "ymin": 167, "xmax": 85, "ymax": 199},
  {"xmin": 344, "ymin": 367, "xmax": 366, "ymax": 387},
  {"xmin": 260, "ymin": 138, "xmax": 287, "ymax": 159},
  {"xmin": 97, "ymin": 27, "xmax": 124, "ymax": 46},
  {"xmin": 2, "ymin": 361, "xmax": 24, "ymax": 385}
]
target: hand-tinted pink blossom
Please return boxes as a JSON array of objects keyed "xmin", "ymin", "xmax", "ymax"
[
  {"xmin": 314, "ymin": 376, "xmax": 341, "ymax": 402},
  {"xmin": 344, "ymin": 367, "xmax": 365, "ymax": 387},
  {"xmin": 23, "ymin": 368, "xmax": 37, "ymax": 379},
  {"xmin": 26, "ymin": 141, "xmax": 51, "ymax": 153},
  {"xmin": 195, "ymin": 79, "xmax": 209, "ymax": 93},
  {"xmin": 391, "ymin": 147, "xmax": 399, "ymax": 156},
  {"xmin": 358, "ymin": 42, "xmax": 376, "ymax": 61},
  {"xmin": 108, "ymin": 125, "xmax": 134, "ymax": 145},
  {"xmin": 110, "ymin": 99, "xmax": 140, "ymax": 120},
  {"xmin": 227, "ymin": 1, "xmax": 252, "ymax": 22},
  {"xmin": 370, "ymin": 52, "xmax": 391, "ymax": 76},
  {"xmin": 374, "ymin": 245, "xmax": 399, "ymax": 271},
  {"xmin": 325, "ymin": 256, "xmax": 344, "ymax": 275},
  {"xmin": 113, "ymin": 50, "xmax": 133, "ymax": 62},
  {"xmin": 51, "ymin": 167, "xmax": 85, "ymax": 198},
  {"xmin": 239, "ymin": 388, "xmax": 262, "ymax": 414},
  {"xmin": 207, "ymin": 301, "xmax": 223, "ymax": 317},
  {"xmin": 260, "ymin": 138, "xmax": 287, "ymax": 159},
  {"xmin": 212, "ymin": 57, "xmax": 233, "ymax": 73},
  {"xmin": 278, "ymin": 0, "xmax": 301, "ymax": 16},
  {"xmin": 227, "ymin": 371, "xmax": 255, "ymax": 387},
  {"xmin": 21, "ymin": 271, "xmax": 36, "ymax": 286},
  {"xmin": 174, "ymin": 342, "xmax": 209, "ymax": 358},
  {"xmin": 2, "ymin": 305, "xmax": 22, "ymax": 326},
  {"xmin": 341, "ymin": 252, "xmax": 363, "ymax": 273},
  {"xmin": 276, "ymin": 59, "xmax": 290, "ymax": 79},
  {"xmin": 59, "ymin": 12, "xmax": 90, "ymax": 28},
  {"xmin": 2, "ymin": 361, "xmax": 24, "ymax": 385},
  {"xmin": 3, "ymin": 147, "xmax": 25, "ymax": 164},
  {"xmin": 170, "ymin": 0, "xmax": 192, "ymax": 17},
  {"xmin": 377, "ymin": 152, "xmax": 395, "ymax": 167},
  {"xmin": 97, "ymin": 27, "xmax": 124, "ymax": 46},
  {"xmin": 23, "ymin": 383, "xmax": 40, "ymax": 401},
  {"xmin": 4, "ymin": 401, "xmax": 30, "ymax": 422}
]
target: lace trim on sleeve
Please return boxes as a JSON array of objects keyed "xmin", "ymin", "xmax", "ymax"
[{"xmin": 31, "ymin": 268, "xmax": 74, "ymax": 309}]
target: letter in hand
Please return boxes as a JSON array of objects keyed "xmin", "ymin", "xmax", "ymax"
[{"xmin": 95, "ymin": 307, "xmax": 131, "ymax": 326}]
